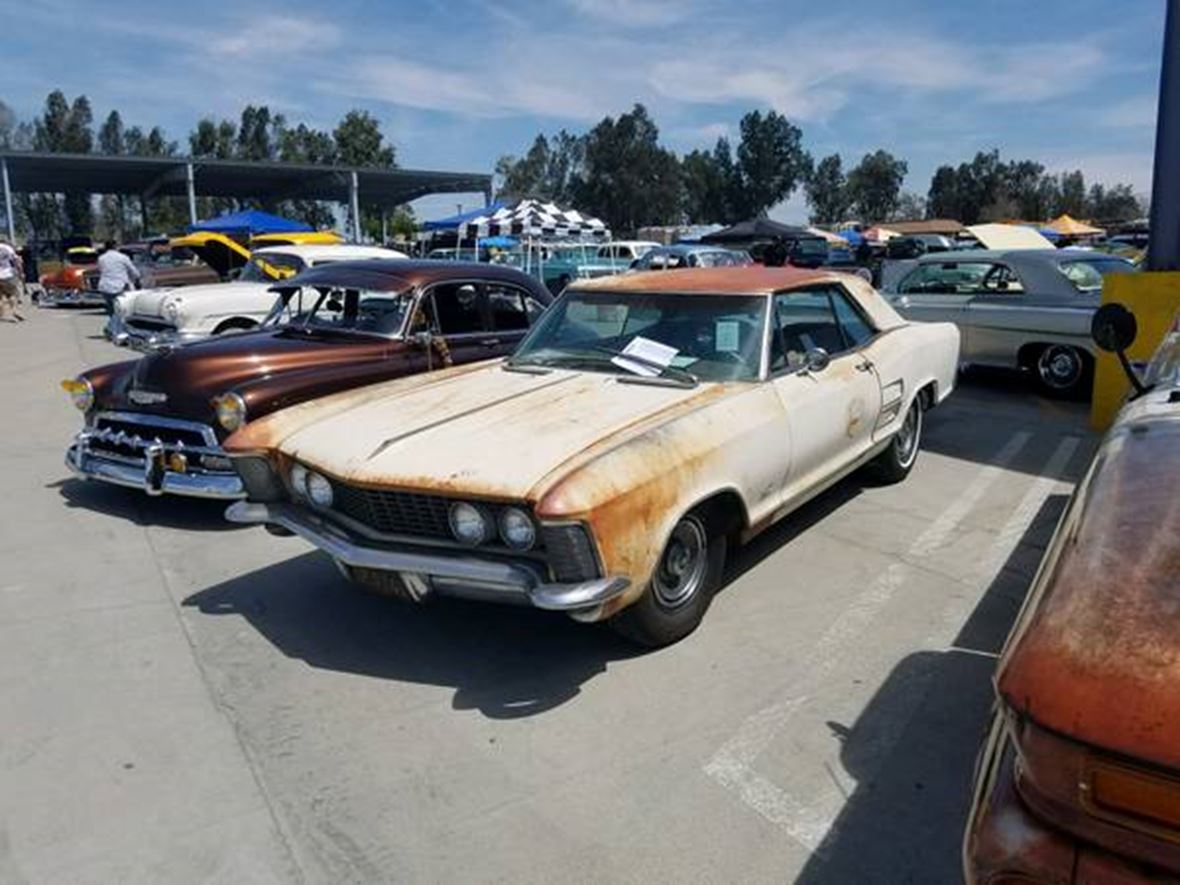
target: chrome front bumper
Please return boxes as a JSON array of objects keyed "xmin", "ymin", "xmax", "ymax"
[
  {"xmin": 66, "ymin": 420, "xmax": 244, "ymax": 499},
  {"xmin": 107, "ymin": 315, "xmax": 204, "ymax": 351},
  {"xmin": 226, "ymin": 501, "xmax": 630, "ymax": 613},
  {"xmin": 41, "ymin": 288, "xmax": 106, "ymax": 308}
]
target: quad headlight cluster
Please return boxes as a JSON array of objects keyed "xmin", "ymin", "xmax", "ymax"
[
  {"xmin": 448, "ymin": 501, "xmax": 536, "ymax": 550},
  {"xmin": 289, "ymin": 462, "xmax": 334, "ymax": 509}
]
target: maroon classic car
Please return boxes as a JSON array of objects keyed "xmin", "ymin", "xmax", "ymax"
[
  {"xmin": 62, "ymin": 261, "xmax": 552, "ymax": 499},
  {"xmin": 965, "ymin": 305, "xmax": 1180, "ymax": 883}
]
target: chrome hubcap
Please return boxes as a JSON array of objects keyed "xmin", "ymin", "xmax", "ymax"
[
  {"xmin": 1038, "ymin": 346, "xmax": 1082, "ymax": 389},
  {"xmin": 652, "ymin": 517, "xmax": 707, "ymax": 610},
  {"xmin": 895, "ymin": 402, "xmax": 921, "ymax": 467}
]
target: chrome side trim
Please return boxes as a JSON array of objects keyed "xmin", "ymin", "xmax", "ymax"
[{"xmin": 226, "ymin": 501, "xmax": 630, "ymax": 612}]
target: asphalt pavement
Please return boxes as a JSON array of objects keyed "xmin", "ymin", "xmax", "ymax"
[{"xmin": 0, "ymin": 305, "xmax": 1097, "ymax": 884}]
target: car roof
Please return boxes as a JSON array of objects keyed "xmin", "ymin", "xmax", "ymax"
[
  {"xmin": 573, "ymin": 265, "xmax": 840, "ymax": 295},
  {"xmin": 252, "ymin": 244, "xmax": 404, "ymax": 261},
  {"xmin": 912, "ymin": 248, "xmax": 1118, "ymax": 265},
  {"xmin": 275, "ymin": 259, "xmax": 554, "ymax": 299},
  {"xmin": 649, "ymin": 244, "xmax": 734, "ymax": 255}
]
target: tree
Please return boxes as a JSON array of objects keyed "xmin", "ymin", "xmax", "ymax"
[
  {"xmin": 1087, "ymin": 183, "xmax": 1141, "ymax": 222},
  {"xmin": 1003, "ymin": 159, "xmax": 1046, "ymax": 220},
  {"xmin": 804, "ymin": 154, "xmax": 851, "ymax": 225},
  {"xmin": 732, "ymin": 110, "xmax": 810, "ymax": 218},
  {"xmin": 572, "ymin": 104, "xmax": 682, "ymax": 234},
  {"xmin": 334, "ymin": 110, "xmax": 396, "ymax": 168},
  {"xmin": 1059, "ymin": 170, "xmax": 1087, "ymax": 216},
  {"xmin": 98, "ymin": 111, "xmax": 125, "ymax": 155},
  {"xmin": 926, "ymin": 165, "xmax": 960, "ymax": 220},
  {"xmin": 189, "ymin": 118, "xmax": 237, "ymax": 159},
  {"xmin": 891, "ymin": 191, "xmax": 927, "ymax": 222},
  {"xmin": 846, "ymin": 149, "xmax": 908, "ymax": 222},
  {"xmin": 495, "ymin": 131, "xmax": 583, "ymax": 203},
  {"xmin": 235, "ymin": 105, "xmax": 285, "ymax": 161}
]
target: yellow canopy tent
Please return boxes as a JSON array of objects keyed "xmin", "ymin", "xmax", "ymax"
[{"xmin": 1048, "ymin": 214, "xmax": 1105, "ymax": 237}]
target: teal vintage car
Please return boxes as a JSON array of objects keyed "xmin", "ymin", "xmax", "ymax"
[{"xmin": 498, "ymin": 243, "xmax": 632, "ymax": 293}]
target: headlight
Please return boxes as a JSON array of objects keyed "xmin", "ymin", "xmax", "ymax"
[
  {"xmin": 211, "ymin": 392, "xmax": 247, "ymax": 432},
  {"xmin": 498, "ymin": 506, "xmax": 536, "ymax": 550},
  {"xmin": 306, "ymin": 472, "xmax": 333, "ymax": 508},
  {"xmin": 162, "ymin": 297, "xmax": 184, "ymax": 323},
  {"xmin": 60, "ymin": 377, "xmax": 94, "ymax": 412},
  {"xmin": 290, "ymin": 463, "xmax": 308, "ymax": 499},
  {"xmin": 449, "ymin": 502, "xmax": 492, "ymax": 546}
]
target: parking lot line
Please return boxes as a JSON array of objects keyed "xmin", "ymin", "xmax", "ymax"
[{"xmin": 703, "ymin": 431, "xmax": 1033, "ymax": 850}]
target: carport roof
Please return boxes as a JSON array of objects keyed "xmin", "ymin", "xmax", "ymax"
[{"xmin": 0, "ymin": 151, "xmax": 491, "ymax": 208}]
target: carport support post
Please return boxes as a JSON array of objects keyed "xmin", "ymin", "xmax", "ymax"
[
  {"xmin": 185, "ymin": 163, "xmax": 197, "ymax": 227},
  {"xmin": 1149, "ymin": 0, "xmax": 1180, "ymax": 270},
  {"xmin": 1, "ymin": 158, "xmax": 14, "ymax": 244},
  {"xmin": 350, "ymin": 171, "xmax": 361, "ymax": 242}
]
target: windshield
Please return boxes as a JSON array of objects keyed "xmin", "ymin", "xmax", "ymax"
[
  {"xmin": 512, "ymin": 290, "xmax": 766, "ymax": 382},
  {"xmin": 239, "ymin": 253, "xmax": 304, "ymax": 283},
  {"xmin": 263, "ymin": 287, "xmax": 415, "ymax": 336},
  {"xmin": 1059, "ymin": 258, "xmax": 1135, "ymax": 292}
]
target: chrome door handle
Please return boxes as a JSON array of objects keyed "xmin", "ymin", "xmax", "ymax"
[{"xmin": 481, "ymin": 338, "xmax": 502, "ymax": 347}]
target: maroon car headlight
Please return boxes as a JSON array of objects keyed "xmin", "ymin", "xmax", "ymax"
[
  {"xmin": 60, "ymin": 377, "xmax": 94, "ymax": 412},
  {"xmin": 211, "ymin": 392, "xmax": 247, "ymax": 432}
]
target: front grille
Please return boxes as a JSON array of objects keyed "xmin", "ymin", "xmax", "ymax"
[
  {"xmin": 126, "ymin": 317, "xmax": 174, "ymax": 333},
  {"xmin": 331, "ymin": 483, "xmax": 455, "ymax": 539},
  {"xmin": 541, "ymin": 524, "xmax": 601, "ymax": 582},
  {"xmin": 87, "ymin": 413, "xmax": 223, "ymax": 469}
]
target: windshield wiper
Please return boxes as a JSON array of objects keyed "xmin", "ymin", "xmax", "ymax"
[{"xmin": 589, "ymin": 345, "xmax": 698, "ymax": 386}]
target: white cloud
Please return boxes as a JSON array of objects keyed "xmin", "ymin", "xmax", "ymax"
[
  {"xmin": 207, "ymin": 16, "xmax": 340, "ymax": 58},
  {"xmin": 1101, "ymin": 96, "xmax": 1158, "ymax": 128},
  {"xmin": 563, "ymin": 0, "xmax": 689, "ymax": 27}
]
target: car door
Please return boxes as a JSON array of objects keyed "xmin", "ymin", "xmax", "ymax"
[
  {"xmin": 408, "ymin": 281, "xmax": 496, "ymax": 370},
  {"xmin": 962, "ymin": 263, "xmax": 1037, "ymax": 368},
  {"xmin": 769, "ymin": 287, "xmax": 883, "ymax": 507},
  {"xmin": 892, "ymin": 260, "xmax": 985, "ymax": 326},
  {"xmin": 483, "ymin": 282, "xmax": 547, "ymax": 356}
]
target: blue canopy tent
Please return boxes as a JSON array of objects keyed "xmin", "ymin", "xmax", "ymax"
[
  {"xmin": 838, "ymin": 229, "xmax": 865, "ymax": 246},
  {"xmin": 422, "ymin": 202, "xmax": 507, "ymax": 232},
  {"xmin": 189, "ymin": 209, "xmax": 312, "ymax": 236}
]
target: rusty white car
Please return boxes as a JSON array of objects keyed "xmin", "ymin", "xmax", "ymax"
[{"xmin": 223, "ymin": 266, "xmax": 959, "ymax": 646}]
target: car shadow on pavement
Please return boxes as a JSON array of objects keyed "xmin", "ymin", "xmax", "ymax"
[
  {"xmin": 52, "ymin": 477, "xmax": 243, "ymax": 532},
  {"xmin": 792, "ymin": 493, "xmax": 1069, "ymax": 885},
  {"xmin": 182, "ymin": 551, "xmax": 642, "ymax": 719}
]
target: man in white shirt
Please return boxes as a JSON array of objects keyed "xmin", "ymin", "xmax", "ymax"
[
  {"xmin": 0, "ymin": 238, "xmax": 24, "ymax": 323},
  {"xmin": 97, "ymin": 240, "xmax": 141, "ymax": 315}
]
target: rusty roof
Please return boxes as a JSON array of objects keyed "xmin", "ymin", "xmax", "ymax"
[{"xmin": 571, "ymin": 265, "xmax": 840, "ymax": 295}]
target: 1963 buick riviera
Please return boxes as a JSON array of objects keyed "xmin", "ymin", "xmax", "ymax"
[
  {"xmin": 62, "ymin": 261, "xmax": 552, "ymax": 500},
  {"xmin": 224, "ymin": 266, "xmax": 959, "ymax": 645}
]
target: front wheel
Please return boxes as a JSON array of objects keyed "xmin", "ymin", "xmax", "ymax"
[
  {"xmin": 609, "ymin": 512, "xmax": 726, "ymax": 648},
  {"xmin": 1033, "ymin": 344, "xmax": 1090, "ymax": 398},
  {"xmin": 867, "ymin": 396, "xmax": 923, "ymax": 483}
]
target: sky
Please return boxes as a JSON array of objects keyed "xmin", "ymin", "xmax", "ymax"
[{"xmin": 0, "ymin": 0, "xmax": 1166, "ymax": 224}]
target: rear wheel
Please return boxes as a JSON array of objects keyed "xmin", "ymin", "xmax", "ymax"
[
  {"xmin": 868, "ymin": 396, "xmax": 923, "ymax": 483},
  {"xmin": 609, "ymin": 512, "xmax": 726, "ymax": 648},
  {"xmin": 1032, "ymin": 344, "xmax": 1090, "ymax": 398}
]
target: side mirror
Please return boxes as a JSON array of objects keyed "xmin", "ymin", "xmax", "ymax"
[
  {"xmin": 804, "ymin": 347, "xmax": 831, "ymax": 374},
  {"xmin": 1091, "ymin": 302, "xmax": 1147, "ymax": 397},
  {"xmin": 1091, "ymin": 302, "xmax": 1137, "ymax": 353}
]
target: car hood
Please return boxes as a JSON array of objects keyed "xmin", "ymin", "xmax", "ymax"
[
  {"xmin": 124, "ymin": 281, "xmax": 271, "ymax": 318},
  {"xmin": 121, "ymin": 328, "xmax": 390, "ymax": 415},
  {"xmin": 249, "ymin": 362, "xmax": 726, "ymax": 502},
  {"xmin": 998, "ymin": 393, "xmax": 1180, "ymax": 769}
]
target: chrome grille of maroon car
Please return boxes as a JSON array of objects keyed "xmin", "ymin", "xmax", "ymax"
[{"xmin": 86, "ymin": 412, "xmax": 222, "ymax": 467}]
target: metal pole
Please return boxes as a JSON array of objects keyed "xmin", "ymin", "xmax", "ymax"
[
  {"xmin": 1, "ymin": 157, "xmax": 14, "ymax": 243},
  {"xmin": 1149, "ymin": 0, "xmax": 1180, "ymax": 270},
  {"xmin": 141, "ymin": 195, "xmax": 150, "ymax": 237},
  {"xmin": 350, "ymin": 171, "xmax": 361, "ymax": 242},
  {"xmin": 185, "ymin": 163, "xmax": 197, "ymax": 226},
  {"xmin": 381, "ymin": 208, "xmax": 388, "ymax": 244}
]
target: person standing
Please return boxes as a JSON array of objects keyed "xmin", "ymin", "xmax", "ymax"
[
  {"xmin": 96, "ymin": 240, "xmax": 140, "ymax": 315},
  {"xmin": 0, "ymin": 238, "xmax": 24, "ymax": 322}
]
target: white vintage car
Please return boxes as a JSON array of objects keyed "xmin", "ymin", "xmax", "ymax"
[
  {"xmin": 109, "ymin": 243, "xmax": 405, "ymax": 350},
  {"xmin": 224, "ymin": 266, "xmax": 960, "ymax": 646}
]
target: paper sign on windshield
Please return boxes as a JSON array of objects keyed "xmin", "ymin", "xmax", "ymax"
[
  {"xmin": 715, "ymin": 321, "xmax": 740, "ymax": 352},
  {"xmin": 612, "ymin": 336, "xmax": 679, "ymax": 377}
]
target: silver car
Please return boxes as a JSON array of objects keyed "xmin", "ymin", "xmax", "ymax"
[{"xmin": 884, "ymin": 249, "xmax": 1135, "ymax": 396}]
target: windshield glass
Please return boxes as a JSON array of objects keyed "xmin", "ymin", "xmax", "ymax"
[
  {"xmin": 1059, "ymin": 258, "xmax": 1134, "ymax": 292},
  {"xmin": 512, "ymin": 290, "xmax": 766, "ymax": 382},
  {"xmin": 263, "ymin": 287, "xmax": 415, "ymax": 336},
  {"xmin": 239, "ymin": 253, "xmax": 304, "ymax": 283}
]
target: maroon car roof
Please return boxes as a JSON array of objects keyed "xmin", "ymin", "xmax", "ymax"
[{"xmin": 274, "ymin": 259, "xmax": 552, "ymax": 299}]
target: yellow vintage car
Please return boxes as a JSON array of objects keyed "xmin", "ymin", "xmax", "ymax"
[{"xmin": 168, "ymin": 230, "xmax": 344, "ymax": 280}]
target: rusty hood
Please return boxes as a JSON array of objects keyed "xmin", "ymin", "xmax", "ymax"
[
  {"xmin": 997, "ymin": 392, "xmax": 1180, "ymax": 769},
  {"xmin": 239, "ymin": 362, "xmax": 728, "ymax": 502}
]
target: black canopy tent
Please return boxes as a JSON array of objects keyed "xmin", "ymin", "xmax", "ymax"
[
  {"xmin": 0, "ymin": 151, "xmax": 493, "ymax": 242},
  {"xmin": 699, "ymin": 218, "xmax": 811, "ymax": 245}
]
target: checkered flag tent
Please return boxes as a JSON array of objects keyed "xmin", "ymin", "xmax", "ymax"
[{"xmin": 459, "ymin": 199, "xmax": 610, "ymax": 241}]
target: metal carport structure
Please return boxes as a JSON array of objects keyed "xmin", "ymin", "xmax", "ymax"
[{"xmin": 0, "ymin": 151, "xmax": 493, "ymax": 242}]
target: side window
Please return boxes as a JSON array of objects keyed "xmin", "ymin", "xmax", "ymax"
[
  {"xmin": 830, "ymin": 290, "xmax": 875, "ymax": 347},
  {"xmin": 771, "ymin": 289, "xmax": 845, "ymax": 371},
  {"xmin": 524, "ymin": 296, "xmax": 547, "ymax": 323},
  {"xmin": 486, "ymin": 284, "xmax": 530, "ymax": 331},
  {"xmin": 899, "ymin": 262, "xmax": 994, "ymax": 294},
  {"xmin": 981, "ymin": 264, "xmax": 1024, "ymax": 293},
  {"xmin": 428, "ymin": 283, "xmax": 487, "ymax": 335}
]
